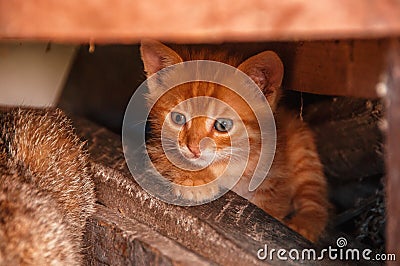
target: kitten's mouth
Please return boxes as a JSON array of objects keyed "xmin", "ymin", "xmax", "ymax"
[
  {"xmin": 182, "ymin": 150, "xmax": 201, "ymax": 160},
  {"xmin": 179, "ymin": 148, "xmax": 216, "ymax": 168}
]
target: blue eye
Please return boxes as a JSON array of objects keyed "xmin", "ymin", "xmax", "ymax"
[
  {"xmin": 171, "ymin": 112, "xmax": 186, "ymax": 125},
  {"xmin": 214, "ymin": 118, "xmax": 233, "ymax": 132}
]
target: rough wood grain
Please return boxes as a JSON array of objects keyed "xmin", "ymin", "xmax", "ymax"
[
  {"xmin": 386, "ymin": 41, "xmax": 400, "ymax": 265},
  {"xmin": 1, "ymin": 0, "xmax": 400, "ymax": 43},
  {"xmin": 83, "ymin": 204, "xmax": 214, "ymax": 266}
]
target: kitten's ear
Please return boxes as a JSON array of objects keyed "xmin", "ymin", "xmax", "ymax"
[
  {"xmin": 140, "ymin": 40, "xmax": 183, "ymax": 76},
  {"xmin": 238, "ymin": 51, "xmax": 284, "ymax": 109}
]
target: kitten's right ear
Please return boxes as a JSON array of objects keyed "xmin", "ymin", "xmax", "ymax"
[
  {"xmin": 140, "ymin": 40, "xmax": 183, "ymax": 77},
  {"xmin": 238, "ymin": 51, "xmax": 283, "ymax": 111}
]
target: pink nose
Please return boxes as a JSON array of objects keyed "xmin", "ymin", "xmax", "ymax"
[{"xmin": 187, "ymin": 145, "xmax": 201, "ymax": 158}]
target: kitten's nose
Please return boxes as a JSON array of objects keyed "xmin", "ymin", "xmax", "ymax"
[{"xmin": 187, "ymin": 144, "xmax": 201, "ymax": 158}]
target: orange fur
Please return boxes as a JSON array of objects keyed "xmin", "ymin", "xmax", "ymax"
[{"xmin": 141, "ymin": 40, "xmax": 329, "ymax": 242}]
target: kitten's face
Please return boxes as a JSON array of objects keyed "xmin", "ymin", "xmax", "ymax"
[
  {"xmin": 141, "ymin": 40, "xmax": 283, "ymax": 176},
  {"xmin": 149, "ymin": 82, "xmax": 259, "ymax": 170}
]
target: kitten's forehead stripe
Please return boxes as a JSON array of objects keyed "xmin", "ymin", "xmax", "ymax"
[{"xmin": 169, "ymin": 46, "xmax": 244, "ymax": 67}]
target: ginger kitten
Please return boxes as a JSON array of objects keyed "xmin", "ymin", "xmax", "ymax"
[{"xmin": 141, "ymin": 40, "xmax": 329, "ymax": 242}]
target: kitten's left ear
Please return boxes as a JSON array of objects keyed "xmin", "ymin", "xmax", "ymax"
[
  {"xmin": 140, "ymin": 39, "xmax": 183, "ymax": 77},
  {"xmin": 238, "ymin": 51, "xmax": 284, "ymax": 110}
]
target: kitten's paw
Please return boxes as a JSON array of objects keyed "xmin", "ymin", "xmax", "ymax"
[
  {"xmin": 287, "ymin": 222, "xmax": 319, "ymax": 242},
  {"xmin": 286, "ymin": 213, "xmax": 327, "ymax": 242},
  {"xmin": 173, "ymin": 179, "xmax": 219, "ymax": 202}
]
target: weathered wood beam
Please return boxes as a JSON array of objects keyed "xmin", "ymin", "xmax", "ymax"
[
  {"xmin": 386, "ymin": 40, "xmax": 400, "ymax": 265},
  {"xmin": 83, "ymin": 204, "xmax": 213, "ymax": 265},
  {"xmin": 0, "ymin": 0, "xmax": 399, "ymax": 43},
  {"xmin": 283, "ymin": 40, "xmax": 396, "ymax": 98}
]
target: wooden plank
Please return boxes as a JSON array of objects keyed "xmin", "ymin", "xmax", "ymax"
[
  {"xmin": 386, "ymin": 40, "xmax": 400, "ymax": 265},
  {"xmin": 284, "ymin": 40, "xmax": 394, "ymax": 98},
  {"xmin": 83, "ymin": 204, "xmax": 213, "ymax": 266},
  {"xmin": 0, "ymin": 0, "xmax": 400, "ymax": 43}
]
